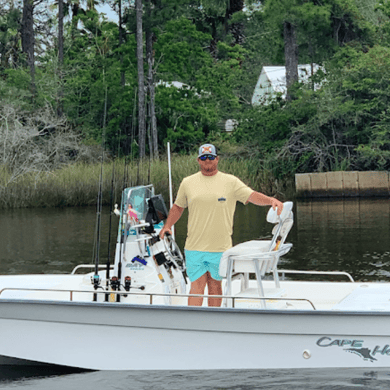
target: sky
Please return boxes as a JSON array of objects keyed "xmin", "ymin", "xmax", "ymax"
[{"xmin": 96, "ymin": 3, "xmax": 118, "ymax": 23}]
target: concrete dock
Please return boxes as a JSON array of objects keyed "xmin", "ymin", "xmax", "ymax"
[{"xmin": 295, "ymin": 171, "xmax": 390, "ymax": 198}]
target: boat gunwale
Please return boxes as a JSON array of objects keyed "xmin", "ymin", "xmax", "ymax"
[{"xmin": 1, "ymin": 297, "xmax": 390, "ymax": 318}]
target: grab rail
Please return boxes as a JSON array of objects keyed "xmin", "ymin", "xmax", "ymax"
[
  {"xmin": 278, "ymin": 269, "xmax": 355, "ymax": 282},
  {"xmin": 0, "ymin": 288, "xmax": 317, "ymax": 310},
  {"xmin": 71, "ymin": 264, "xmax": 114, "ymax": 275}
]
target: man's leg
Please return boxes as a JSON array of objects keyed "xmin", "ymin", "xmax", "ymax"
[
  {"xmin": 188, "ymin": 273, "xmax": 207, "ymax": 306},
  {"xmin": 206, "ymin": 272, "xmax": 222, "ymax": 307}
]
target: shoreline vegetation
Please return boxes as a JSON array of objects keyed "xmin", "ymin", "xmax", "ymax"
[{"xmin": 0, "ymin": 155, "xmax": 295, "ymax": 210}]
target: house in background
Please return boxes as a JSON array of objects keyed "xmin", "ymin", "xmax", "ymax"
[{"xmin": 251, "ymin": 64, "xmax": 323, "ymax": 106}]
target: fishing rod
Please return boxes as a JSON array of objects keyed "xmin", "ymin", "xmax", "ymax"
[
  {"xmin": 167, "ymin": 142, "xmax": 174, "ymax": 239},
  {"xmin": 105, "ymin": 159, "xmax": 116, "ymax": 302},
  {"xmin": 93, "ymin": 84, "xmax": 108, "ymax": 302},
  {"xmin": 92, "ymin": 155, "xmax": 104, "ymax": 301},
  {"xmin": 115, "ymin": 155, "xmax": 130, "ymax": 303}
]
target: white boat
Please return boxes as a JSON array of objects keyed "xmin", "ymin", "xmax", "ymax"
[{"xmin": 0, "ymin": 184, "xmax": 390, "ymax": 370}]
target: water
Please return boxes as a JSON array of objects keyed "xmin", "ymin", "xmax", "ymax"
[
  {"xmin": 0, "ymin": 198, "xmax": 389, "ymax": 388},
  {"xmin": 1, "ymin": 368, "xmax": 390, "ymax": 389}
]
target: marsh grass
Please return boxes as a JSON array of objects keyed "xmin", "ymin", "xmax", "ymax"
[{"xmin": 0, "ymin": 155, "xmax": 294, "ymax": 209}]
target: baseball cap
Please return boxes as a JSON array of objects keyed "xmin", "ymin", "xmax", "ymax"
[{"xmin": 198, "ymin": 144, "xmax": 217, "ymax": 157}]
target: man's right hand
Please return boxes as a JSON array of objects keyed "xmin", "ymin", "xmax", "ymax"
[{"xmin": 159, "ymin": 225, "xmax": 172, "ymax": 240}]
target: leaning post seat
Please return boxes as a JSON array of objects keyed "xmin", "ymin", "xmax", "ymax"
[{"xmin": 219, "ymin": 202, "xmax": 294, "ymax": 308}]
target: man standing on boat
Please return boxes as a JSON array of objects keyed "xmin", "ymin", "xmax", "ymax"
[{"xmin": 159, "ymin": 144, "xmax": 283, "ymax": 307}]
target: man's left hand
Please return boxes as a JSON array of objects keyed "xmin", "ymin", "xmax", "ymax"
[{"xmin": 271, "ymin": 198, "xmax": 284, "ymax": 215}]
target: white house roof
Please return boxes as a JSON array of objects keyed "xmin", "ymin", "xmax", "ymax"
[
  {"xmin": 252, "ymin": 64, "xmax": 323, "ymax": 105},
  {"xmin": 157, "ymin": 81, "xmax": 188, "ymax": 89}
]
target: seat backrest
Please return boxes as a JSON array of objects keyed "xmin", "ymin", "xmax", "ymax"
[{"xmin": 266, "ymin": 201, "xmax": 294, "ymax": 252}]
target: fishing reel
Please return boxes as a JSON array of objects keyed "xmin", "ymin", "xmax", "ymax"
[
  {"xmin": 110, "ymin": 276, "xmax": 120, "ymax": 291},
  {"xmin": 91, "ymin": 274, "xmax": 101, "ymax": 290}
]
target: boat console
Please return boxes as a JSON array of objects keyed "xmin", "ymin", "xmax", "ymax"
[{"xmin": 111, "ymin": 185, "xmax": 187, "ymax": 305}]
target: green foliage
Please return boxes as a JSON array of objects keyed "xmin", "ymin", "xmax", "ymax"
[
  {"xmin": 155, "ymin": 84, "xmax": 217, "ymax": 151},
  {"xmin": 234, "ymin": 43, "xmax": 390, "ymax": 177},
  {"xmin": 154, "ymin": 17, "xmax": 213, "ymax": 81},
  {"xmin": 1, "ymin": 0, "xmax": 390, "ymax": 184},
  {"xmin": 152, "ymin": 18, "xmax": 245, "ymax": 151},
  {"xmin": 0, "ymin": 69, "xmax": 33, "ymax": 107},
  {"xmin": 0, "ymin": 7, "xmax": 22, "ymax": 69}
]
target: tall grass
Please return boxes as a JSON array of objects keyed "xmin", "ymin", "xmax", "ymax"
[{"xmin": 0, "ymin": 155, "xmax": 294, "ymax": 209}]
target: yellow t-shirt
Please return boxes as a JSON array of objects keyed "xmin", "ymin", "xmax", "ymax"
[{"xmin": 174, "ymin": 171, "xmax": 253, "ymax": 252}]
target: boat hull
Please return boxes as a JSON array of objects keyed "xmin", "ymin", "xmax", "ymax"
[{"xmin": 0, "ymin": 299, "xmax": 390, "ymax": 370}]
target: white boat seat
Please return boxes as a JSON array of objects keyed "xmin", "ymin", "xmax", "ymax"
[{"xmin": 220, "ymin": 201, "xmax": 294, "ymax": 308}]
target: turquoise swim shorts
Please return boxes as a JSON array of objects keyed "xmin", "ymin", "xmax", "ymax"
[{"xmin": 184, "ymin": 250, "xmax": 223, "ymax": 282}]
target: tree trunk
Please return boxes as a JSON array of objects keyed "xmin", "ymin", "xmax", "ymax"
[
  {"xmin": 136, "ymin": 0, "xmax": 146, "ymax": 159},
  {"xmin": 57, "ymin": 0, "xmax": 64, "ymax": 117},
  {"xmin": 227, "ymin": 0, "xmax": 245, "ymax": 45},
  {"xmin": 119, "ymin": 0, "xmax": 125, "ymax": 87},
  {"xmin": 21, "ymin": 0, "xmax": 35, "ymax": 96},
  {"xmin": 71, "ymin": 0, "xmax": 80, "ymax": 38},
  {"xmin": 145, "ymin": 2, "xmax": 158, "ymax": 160},
  {"xmin": 283, "ymin": 20, "xmax": 298, "ymax": 101}
]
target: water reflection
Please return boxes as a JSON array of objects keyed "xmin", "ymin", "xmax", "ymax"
[
  {"xmin": 292, "ymin": 199, "xmax": 390, "ymax": 281},
  {"xmin": 0, "ymin": 199, "xmax": 389, "ymax": 282},
  {"xmin": 0, "ymin": 206, "xmax": 117, "ymax": 275}
]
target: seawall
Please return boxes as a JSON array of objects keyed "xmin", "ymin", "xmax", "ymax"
[{"xmin": 295, "ymin": 171, "xmax": 390, "ymax": 198}]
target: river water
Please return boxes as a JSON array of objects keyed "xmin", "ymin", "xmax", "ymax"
[{"xmin": 0, "ymin": 198, "xmax": 389, "ymax": 389}]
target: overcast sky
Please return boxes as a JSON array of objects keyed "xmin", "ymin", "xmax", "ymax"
[{"xmin": 97, "ymin": 3, "xmax": 118, "ymax": 23}]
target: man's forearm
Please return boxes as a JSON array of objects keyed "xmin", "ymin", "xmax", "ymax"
[
  {"xmin": 165, "ymin": 204, "xmax": 184, "ymax": 229},
  {"xmin": 247, "ymin": 191, "xmax": 274, "ymax": 206},
  {"xmin": 247, "ymin": 191, "xmax": 284, "ymax": 214}
]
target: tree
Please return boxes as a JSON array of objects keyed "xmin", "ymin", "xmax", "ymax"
[
  {"xmin": 283, "ymin": 20, "xmax": 298, "ymax": 99},
  {"xmin": 262, "ymin": 0, "xmax": 311, "ymax": 100},
  {"xmin": 57, "ymin": 0, "xmax": 64, "ymax": 116},
  {"xmin": 187, "ymin": 0, "xmax": 247, "ymax": 57},
  {"xmin": 21, "ymin": 0, "xmax": 35, "ymax": 95},
  {"xmin": 143, "ymin": 0, "xmax": 159, "ymax": 159},
  {"xmin": 226, "ymin": 0, "xmax": 245, "ymax": 45},
  {"xmin": 136, "ymin": 0, "xmax": 146, "ymax": 159},
  {"xmin": 0, "ymin": 6, "xmax": 22, "ymax": 69},
  {"xmin": 0, "ymin": 103, "xmax": 94, "ymax": 186}
]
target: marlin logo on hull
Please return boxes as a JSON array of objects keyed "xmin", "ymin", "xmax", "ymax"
[
  {"xmin": 344, "ymin": 348, "xmax": 377, "ymax": 362},
  {"xmin": 316, "ymin": 337, "xmax": 389, "ymax": 363}
]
